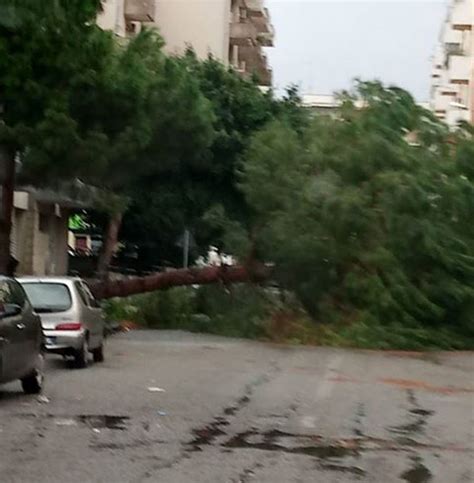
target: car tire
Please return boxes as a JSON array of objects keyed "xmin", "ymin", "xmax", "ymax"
[
  {"xmin": 92, "ymin": 342, "xmax": 105, "ymax": 363},
  {"xmin": 21, "ymin": 354, "xmax": 44, "ymax": 394},
  {"xmin": 74, "ymin": 337, "xmax": 89, "ymax": 369}
]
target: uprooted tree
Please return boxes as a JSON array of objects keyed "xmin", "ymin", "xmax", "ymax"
[
  {"xmin": 236, "ymin": 81, "xmax": 474, "ymax": 337},
  {"xmin": 92, "ymin": 81, "xmax": 474, "ymax": 345}
]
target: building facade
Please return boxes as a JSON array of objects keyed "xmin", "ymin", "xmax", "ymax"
[
  {"xmin": 11, "ymin": 189, "xmax": 87, "ymax": 276},
  {"xmin": 430, "ymin": 0, "xmax": 474, "ymax": 127},
  {"xmin": 97, "ymin": 0, "xmax": 274, "ymax": 86}
]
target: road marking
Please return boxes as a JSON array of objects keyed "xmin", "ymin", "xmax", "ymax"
[
  {"xmin": 302, "ymin": 353, "xmax": 344, "ymax": 427},
  {"xmin": 315, "ymin": 353, "xmax": 344, "ymax": 402}
]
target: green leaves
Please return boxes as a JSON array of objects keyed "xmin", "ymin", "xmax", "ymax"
[{"xmin": 241, "ymin": 81, "xmax": 474, "ymax": 333}]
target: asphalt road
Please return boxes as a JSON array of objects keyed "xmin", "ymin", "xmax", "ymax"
[{"xmin": 0, "ymin": 330, "xmax": 472, "ymax": 483}]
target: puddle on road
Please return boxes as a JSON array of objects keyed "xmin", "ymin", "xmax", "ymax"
[
  {"xmin": 77, "ymin": 415, "xmax": 130, "ymax": 430},
  {"xmin": 189, "ymin": 417, "xmax": 229, "ymax": 450},
  {"xmin": 224, "ymin": 429, "xmax": 359, "ymax": 460},
  {"xmin": 10, "ymin": 413, "xmax": 130, "ymax": 431},
  {"xmin": 389, "ymin": 390, "xmax": 435, "ymax": 437},
  {"xmin": 401, "ymin": 456, "xmax": 433, "ymax": 483},
  {"xmin": 320, "ymin": 463, "xmax": 366, "ymax": 477}
]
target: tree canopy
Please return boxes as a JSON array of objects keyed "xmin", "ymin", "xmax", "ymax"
[{"xmin": 239, "ymin": 81, "xmax": 474, "ymax": 340}]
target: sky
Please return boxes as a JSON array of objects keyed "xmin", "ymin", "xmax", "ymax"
[{"xmin": 265, "ymin": 1, "xmax": 447, "ymax": 101}]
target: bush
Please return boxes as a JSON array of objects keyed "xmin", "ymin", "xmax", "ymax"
[{"xmin": 102, "ymin": 286, "xmax": 474, "ymax": 350}]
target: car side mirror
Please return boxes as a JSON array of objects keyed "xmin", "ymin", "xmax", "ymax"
[{"xmin": 0, "ymin": 303, "xmax": 22, "ymax": 318}]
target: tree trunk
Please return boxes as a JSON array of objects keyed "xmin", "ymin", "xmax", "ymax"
[
  {"xmin": 0, "ymin": 145, "xmax": 15, "ymax": 275},
  {"xmin": 90, "ymin": 263, "xmax": 272, "ymax": 300},
  {"xmin": 97, "ymin": 211, "xmax": 123, "ymax": 281}
]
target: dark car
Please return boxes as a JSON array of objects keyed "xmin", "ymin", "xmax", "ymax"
[{"xmin": 0, "ymin": 276, "xmax": 44, "ymax": 394}]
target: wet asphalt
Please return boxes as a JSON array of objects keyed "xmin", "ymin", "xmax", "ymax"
[{"xmin": 0, "ymin": 330, "xmax": 472, "ymax": 483}]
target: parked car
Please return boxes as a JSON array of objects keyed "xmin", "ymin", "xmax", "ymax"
[
  {"xmin": 0, "ymin": 276, "xmax": 44, "ymax": 393},
  {"xmin": 19, "ymin": 277, "xmax": 105, "ymax": 368}
]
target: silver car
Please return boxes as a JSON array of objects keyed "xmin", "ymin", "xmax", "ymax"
[{"xmin": 19, "ymin": 277, "xmax": 105, "ymax": 368}]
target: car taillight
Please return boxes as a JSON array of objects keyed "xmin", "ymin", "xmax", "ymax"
[{"xmin": 55, "ymin": 322, "xmax": 82, "ymax": 331}]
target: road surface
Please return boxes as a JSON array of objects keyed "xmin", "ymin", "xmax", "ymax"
[{"xmin": 0, "ymin": 330, "xmax": 472, "ymax": 482}]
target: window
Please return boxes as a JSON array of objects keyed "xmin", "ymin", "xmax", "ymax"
[
  {"xmin": 9, "ymin": 281, "xmax": 26, "ymax": 308},
  {"xmin": 0, "ymin": 281, "xmax": 14, "ymax": 304},
  {"xmin": 39, "ymin": 214, "xmax": 49, "ymax": 233},
  {"xmin": 74, "ymin": 281, "xmax": 90, "ymax": 306},
  {"xmin": 21, "ymin": 283, "xmax": 72, "ymax": 313},
  {"xmin": 82, "ymin": 282, "xmax": 100, "ymax": 308}
]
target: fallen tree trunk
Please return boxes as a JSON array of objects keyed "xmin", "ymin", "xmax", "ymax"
[{"xmin": 90, "ymin": 264, "xmax": 272, "ymax": 300}]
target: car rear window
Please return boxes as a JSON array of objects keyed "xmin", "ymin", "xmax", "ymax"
[{"xmin": 21, "ymin": 283, "xmax": 72, "ymax": 313}]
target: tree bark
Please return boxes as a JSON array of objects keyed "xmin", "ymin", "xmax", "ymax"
[
  {"xmin": 97, "ymin": 211, "xmax": 123, "ymax": 281},
  {"xmin": 0, "ymin": 145, "xmax": 15, "ymax": 275},
  {"xmin": 90, "ymin": 263, "xmax": 272, "ymax": 300}
]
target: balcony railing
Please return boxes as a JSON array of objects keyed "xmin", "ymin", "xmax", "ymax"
[
  {"xmin": 124, "ymin": 0, "xmax": 155, "ymax": 22},
  {"xmin": 448, "ymin": 55, "xmax": 471, "ymax": 84},
  {"xmin": 230, "ymin": 21, "xmax": 259, "ymax": 45},
  {"xmin": 245, "ymin": 2, "xmax": 274, "ymax": 46},
  {"xmin": 451, "ymin": 0, "xmax": 472, "ymax": 31},
  {"xmin": 237, "ymin": 45, "xmax": 272, "ymax": 86}
]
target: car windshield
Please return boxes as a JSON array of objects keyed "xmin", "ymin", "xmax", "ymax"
[{"xmin": 21, "ymin": 282, "xmax": 72, "ymax": 313}]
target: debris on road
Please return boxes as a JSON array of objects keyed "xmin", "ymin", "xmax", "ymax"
[
  {"xmin": 55, "ymin": 418, "xmax": 77, "ymax": 427},
  {"xmin": 157, "ymin": 411, "xmax": 167, "ymax": 416},
  {"xmin": 37, "ymin": 395, "xmax": 50, "ymax": 404},
  {"xmin": 148, "ymin": 387, "xmax": 166, "ymax": 393}
]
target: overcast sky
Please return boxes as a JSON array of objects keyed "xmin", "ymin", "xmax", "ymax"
[{"xmin": 265, "ymin": 1, "xmax": 447, "ymax": 101}]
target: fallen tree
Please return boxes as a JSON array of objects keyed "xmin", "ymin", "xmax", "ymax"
[{"xmin": 90, "ymin": 264, "xmax": 272, "ymax": 300}]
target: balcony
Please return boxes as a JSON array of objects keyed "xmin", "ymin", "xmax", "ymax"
[
  {"xmin": 432, "ymin": 87, "xmax": 453, "ymax": 113},
  {"xmin": 255, "ymin": 10, "xmax": 275, "ymax": 46},
  {"xmin": 448, "ymin": 55, "xmax": 471, "ymax": 84},
  {"xmin": 230, "ymin": 20, "xmax": 259, "ymax": 46},
  {"xmin": 124, "ymin": 0, "xmax": 155, "ymax": 22},
  {"xmin": 443, "ymin": 27, "xmax": 463, "ymax": 45},
  {"xmin": 245, "ymin": 1, "xmax": 275, "ymax": 47},
  {"xmin": 446, "ymin": 104, "xmax": 471, "ymax": 127},
  {"xmin": 451, "ymin": 0, "xmax": 472, "ymax": 31},
  {"xmin": 238, "ymin": 45, "xmax": 272, "ymax": 86}
]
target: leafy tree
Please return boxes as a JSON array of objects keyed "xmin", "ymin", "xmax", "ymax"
[
  {"xmin": 0, "ymin": 2, "xmax": 216, "ymax": 277},
  {"xmin": 0, "ymin": 0, "xmax": 109, "ymax": 272},
  {"xmin": 240, "ymin": 81, "xmax": 474, "ymax": 338},
  {"xmin": 121, "ymin": 53, "xmax": 309, "ymax": 268},
  {"xmin": 88, "ymin": 43, "xmax": 216, "ymax": 276}
]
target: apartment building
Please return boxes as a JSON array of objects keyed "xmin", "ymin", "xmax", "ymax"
[
  {"xmin": 430, "ymin": 0, "xmax": 474, "ymax": 127},
  {"xmin": 97, "ymin": 0, "xmax": 274, "ymax": 86}
]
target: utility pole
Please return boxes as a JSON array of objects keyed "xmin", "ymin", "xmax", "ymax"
[
  {"xmin": 0, "ymin": 102, "xmax": 15, "ymax": 275},
  {"xmin": 183, "ymin": 228, "xmax": 190, "ymax": 269},
  {"xmin": 0, "ymin": 143, "xmax": 15, "ymax": 275}
]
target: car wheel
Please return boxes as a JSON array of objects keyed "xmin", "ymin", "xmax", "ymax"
[
  {"xmin": 21, "ymin": 354, "xmax": 44, "ymax": 394},
  {"xmin": 74, "ymin": 337, "xmax": 89, "ymax": 369},
  {"xmin": 92, "ymin": 342, "xmax": 105, "ymax": 363}
]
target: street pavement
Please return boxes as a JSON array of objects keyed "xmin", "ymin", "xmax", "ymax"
[{"xmin": 0, "ymin": 330, "xmax": 472, "ymax": 482}]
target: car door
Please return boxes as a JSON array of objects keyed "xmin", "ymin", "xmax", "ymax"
[
  {"xmin": 81, "ymin": 281, "xmax": 104, "ymax": 348},
  {"xmin": 0, "ymin": 280, "xmax": 25, "ymax": 380},
  {"xmin": 9, "ymin": 280, "xmax": 40, "ymax": 375},
  {"xmin": 74, "ymin": 281, "xmax": 102, "ymax": 349}
]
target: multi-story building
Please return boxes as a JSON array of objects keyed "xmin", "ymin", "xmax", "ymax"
[
  {"xmin": 430, "ymin": 0, "xmax": 474, "ymax": 127},
  {"xmin": 97, "ymin": 0, "xmax": 274, "ymax": 86}
]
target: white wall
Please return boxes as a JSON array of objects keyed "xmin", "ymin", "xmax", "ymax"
[
  {"xmin": 155, "ymin": 0, "xmax": 232, "ymax": 63},
  {"xmin": 97, "ymin": 0, "xmax": 126, "ymax": 37}
]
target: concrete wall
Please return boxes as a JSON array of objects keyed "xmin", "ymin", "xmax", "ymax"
[
  {"xmin": 155, "ymin": 0, "xmax": 232, "ymax": 63},
  {"xmin": 13, "ymin": 193, "xmax": 70, "ymax": 276},
  {"xmin": 97, "ymin": 0, "xmax": 126, "ymax": 37}
]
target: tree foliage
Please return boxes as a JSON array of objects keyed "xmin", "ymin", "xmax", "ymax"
[
  {"xmin": 121, "ymin": 52, "xmax": 308, "ymax": 266},
  {"xmin": 240, "ymin": 81, "xmax": 474, "ymax": 337},
  {"xmin": 0, "ymin": 0, "xmax": 110, "ymax": 176}
]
